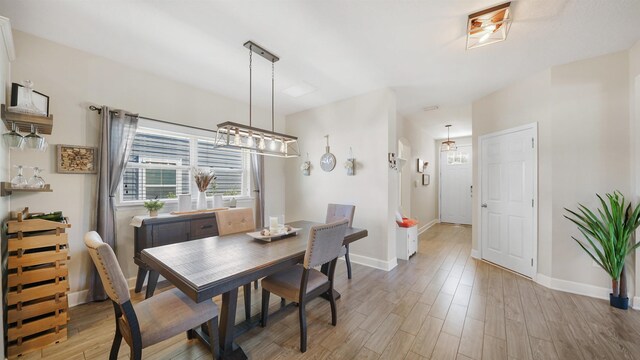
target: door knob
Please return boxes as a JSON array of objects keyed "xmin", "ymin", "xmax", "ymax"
[{"xmin": 481, "ymin": 203, "xmax": 488, "ymax": 208}]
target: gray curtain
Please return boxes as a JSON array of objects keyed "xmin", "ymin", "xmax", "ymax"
[
  {"xmin": 251, "ymin": 154, "xmax": 265, "ymax": 228},
  {"xmin": 88, "ymin": 106, "xmax": 138, "ymax": 301}
]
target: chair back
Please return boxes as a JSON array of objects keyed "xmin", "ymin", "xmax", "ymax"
[
  {"xmin": 84, "ymin": 231, "xmax": 130, "ymax": 305},
  {"xmin": 326, "ymin": 204, "xmax": 355, "ymax": 228},
  {"xmin": 216, "ymin": 208, "xmax": 256, "ymax": 236},
  {"xmin": 303, "ymin": 219, "xmax": 349, "ymax": 269}
]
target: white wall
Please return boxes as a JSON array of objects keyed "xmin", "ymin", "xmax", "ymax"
[
  {"xmin": 401, "ymin": 119, "xmax": 439, "ymax": 230},
  {"xmin": 0, "ymin": 15, "xmax": 14, "ymax": 358},
  {"xmin": 9, "ymin": 30, "xmax": 285, "ymax": 302},
  {"xmin": 284, "ymin": 89, "xmax": 398, "ymax": 270},
  {"xmin": 630, "ymin": 40, "xmax": 640, "ymax": 307},
  {"xmin": 473, "ymin": 50, "xmax": 632, "ymax": 298}
]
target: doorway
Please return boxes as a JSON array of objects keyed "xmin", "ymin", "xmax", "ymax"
[
  {"xmin": 440, "ymin": 144, "xmax": 472, "ymax": 224},
  {"xmin": 479, "ymin": 123, "xmax": 537, "ymax": 278}
]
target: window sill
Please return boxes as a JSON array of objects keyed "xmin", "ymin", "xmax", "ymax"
[{"xmin": 116, "ymin": 196, "xmax": 254, "ymax": 210}]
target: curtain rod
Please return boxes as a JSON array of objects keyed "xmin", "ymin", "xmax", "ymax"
[{"xmin": 88, "ymin": 105, "xmax": 216, "ymax": 134}]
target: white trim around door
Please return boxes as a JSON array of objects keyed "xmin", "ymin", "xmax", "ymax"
[{"xmin": 478, "ymin": 122, "xmax": 538, "ymax": 278}]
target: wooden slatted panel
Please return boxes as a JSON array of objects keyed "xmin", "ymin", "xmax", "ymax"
[
  {"xmin": 7, "ymin": 296, "xmax": 68, "ymax": 323},
  {"xmin": 8, "ymin": 265, "xmax": 68, "ymax": 287},
  {"xmin": 7, "ymin": 281, "xmax": 68, "ymax": 306},
  {"xmin": 7, "ymin": 218, "xmax": 70, "ymax": 234},
  {"xmin": 8, "ymin": 249, "xmax": 68, "ymax": 269},
  {"xmin": 8, "ymin": 233, "xmax": 68, "ymax": 251},
  {"xmin": 7, "ymin": 328, "xmax": 67, "ymax": 358},
  {"xmin": 8, "ymin": 311, "xmax": 67, "ymax": 341}
]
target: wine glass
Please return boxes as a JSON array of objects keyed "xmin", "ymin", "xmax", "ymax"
[
  {"xmin": 24, "ymin": 124, "xmax": 45, "ymax": 150},
  {"xmin": 2, "ymin": 122, "xmax": 24, "ymax": 149},
  {"xmin": 27, "ymin": 167, "xmax": 46, "ymax": 189},
  {"xmin": 11, "ymin": 165, "xmax": 28, "ymax": 188}
]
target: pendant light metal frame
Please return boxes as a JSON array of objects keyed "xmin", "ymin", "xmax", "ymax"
[
  {"xmin": 441, "ymin": 124, "xmax": 457, "ymax": 152},
  {"xmin": 213, "ymin": 41, "xmax": 300, "ymax": 158}
]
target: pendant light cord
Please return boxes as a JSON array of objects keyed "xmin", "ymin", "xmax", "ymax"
[
  {"xmin": 249, "ymin": 47, "xmax": 253, "ymax": 127},
  {"xmin": 272, "ymin": 61, "xmax": 275, "ymax": 132}
]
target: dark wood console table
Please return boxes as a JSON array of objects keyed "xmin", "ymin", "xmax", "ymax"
[{"xmin": 132, "ymin": 212, "xmax": 220, "ymax": 298}]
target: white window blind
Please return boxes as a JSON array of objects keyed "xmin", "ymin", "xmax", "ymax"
[{"xmin": 120, "ymin": 126, "xmax": 248, "ymax": 202}]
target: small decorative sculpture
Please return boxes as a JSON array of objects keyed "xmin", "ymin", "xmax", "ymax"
[
  {"xmin": 301, "ymin": 153, "xmax": 311, "ymax": 176},
  {"xmin": 344, "ymin": 147, "xmax": 355, "ymax": 176}
]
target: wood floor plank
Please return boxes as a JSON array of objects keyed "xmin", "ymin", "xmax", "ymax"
[
  {"xmin": 410, "ymin": 316, "xmax": 444, "ymax": 358},
  {"xmin": 483, "ymin": 335, "xmax": 507, "ymax": 360},
  {"xmin": 458, "ymin": 317, "xmax": 484, "ymax": 360},
  {"xmin": 505, "ymin": 319, "xmax": 532, "ymax": 360},
  {"xmin": 431, "ymin": 332, "xmax": 460, "ymax": 360},
  {"xmin": 529, "ymin": 337, "xmax": 558, "ymax": 360},
  {"xmin": 442, "ymin": 304, "xmax": 468, "ymax": 337},
  {"xmin": 364, "ymin": 312, "xmax": 403, "ymax": 354},
  {"xmin": 378, "ymin": 331, "xmax": 415, "ymax": 360}
]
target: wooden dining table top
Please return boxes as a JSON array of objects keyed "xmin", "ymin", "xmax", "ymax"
[{"xmin": 141, "ymin": 220, "xmax": 368, "ymax": 303}]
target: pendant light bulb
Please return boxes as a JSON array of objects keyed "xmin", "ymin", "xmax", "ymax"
[
  {"xmin": 234, "ymin": 128, "xmax": 241, "ymax": 146},
  {"xmin": 269, "ymin": 138, "xmax": 277, "ymax": 151},
  {"xmin": 258, "ymin": 134, "xmax": 266, "ymax": 150},
  {"xmin": 247, "ymin": 131, "xmax": 254, "ymax": 147},
  {"xmin": 280, "ymin": 139, "xmax": 287, "ymax": 154}
]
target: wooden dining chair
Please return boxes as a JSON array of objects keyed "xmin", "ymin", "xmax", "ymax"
[
  {"xmin": 326, "ymin": 204, "xmax": 356, "ymax": 279},
  {"xmin": 260, "ymin": 219, "xmax": 349, "ymax": 353},
  {"xmin": 215, "ymin": 208, "xmax": 258, "ymax": 320},
  {"xmin": 84, "ymin": 231, "xmax": 219, "ymax": 360}
]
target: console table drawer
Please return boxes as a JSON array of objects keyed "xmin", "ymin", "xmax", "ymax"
[{"xmin": 191, "ymin": 217, "xmax": 218, "ymax": 239}]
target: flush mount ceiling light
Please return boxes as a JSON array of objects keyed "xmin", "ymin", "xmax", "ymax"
[
  {"xmin": 423, "ymin": 105, "xmax": 439, "ymax": 112},
  {"xmin": 213, "ymin": 41, "xmax": 300, "ymax": 158},
  {"xmin": 283, "ymin": 81, "xmax": 317, "ymax": 98},
  {"xmin": 440, "ymin": 125, "xmax": 457, "ymax": 152},
  {"xmin": 466, "ymin": 2, "xmax": 512, "ymax": 50}
]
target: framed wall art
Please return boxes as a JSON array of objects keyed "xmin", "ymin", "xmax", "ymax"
[
  {"xmin": 422, "ymin": 174, "xmax": 430, "ymax": 186},
  {"xmin": 56, "ymin": 145, "xmax": 98, "ymax": 174}
]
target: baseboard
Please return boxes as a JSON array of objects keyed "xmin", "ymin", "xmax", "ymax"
[
  {"xmin": 470, "ymin": 249, "xmax": 480, "ymax": 259},
  {"xmin": 69, "ymin": 276, "xmax": 140, "ymax": 308},
  {"xmin": 418, "ymin": 219, "xmax": 439, "ymax": 235},
  {"xmin": 634, "ymin": 297, "xmax": 640, "ymax": 310},
  {"xmin": 535, "ymin": 273, "xmax": 611, "ymax": 302},
  {"xmin": 68, "ymin": 289, "xmax": 89, "ymax": 307},
  {"xmin": 347, "ymin": 253, "xmax": 398, "ymax": 271}
]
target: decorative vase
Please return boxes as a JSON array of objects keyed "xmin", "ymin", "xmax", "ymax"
[
  {"xmin": 197, "ymin": 191, "xmax": 208, "ymax": 210},
  {"xmin": 213, "ymin": 194, "xmax": 224, "ymax": 208},
  {"xmin": 229, "ymin": 197, "xmax": 237, "ymax": 208},
  {"xmin": 610, "ymin": 293, "xmax": 629, "ymax": 310},
  {"xmin": 149, "ymin": 210, "xmax": 158, "ymax": 217}
]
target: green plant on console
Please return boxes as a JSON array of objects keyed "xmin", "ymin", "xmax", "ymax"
[
  {"xmin": 564, "ymin": 191, "xmax": 640, "ymax": 307},
  {"xmin": 143, "ymin": 199, "xmax": 165, "ymax": 212}
]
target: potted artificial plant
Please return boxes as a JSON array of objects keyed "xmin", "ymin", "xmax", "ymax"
[
  {"xmin": 143, "ymin": 199, "xmax": 164, "ymax": 217},
  {"xmin": 564, "ymin": 191, "xmax": 640, "ymax": 309}
]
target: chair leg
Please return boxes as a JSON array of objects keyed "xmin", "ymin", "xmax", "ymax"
[
  {"xmin": 280, "ymin": 297, "xmax": 286, "ymax": 307},
  {"xmin": 208, "ymin": 316, "xmax": 220, "ymax": 360},
  {"xmin": 129, "ymin": 344, "xmax": 142, "ymax": 360},
  {"xmin": 328, "ymin": 290, "xmax": 337, "ymax": 326},
  {"xmin": 186, "ymin": 329, "xmax": 196, "ymax": 340},
  {"xmin": 109, "ymin": 331, "xmax": 122, "ymax": 360},
  {"xmin": 243, "ymin": 283, "xmax": 252, "ymax": 320},
  {"xmin": 254, "ymin": 280, "xmax": 259, "ymax": 289},
  {"xmin": 345, "ymin": 245, "xmax": 352, "ymax": 280},
  {"xmin": 261, "ymin": 289, "xmax": 270, "ymax": 327},
  {"xmin": 298, "ymin": 300, "xmax": 307, "ymax": 353}
]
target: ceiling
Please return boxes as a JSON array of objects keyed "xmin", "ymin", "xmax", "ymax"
[{"xmin": 1, "ymin": 0, "xmax": 639, "ymax": 135}]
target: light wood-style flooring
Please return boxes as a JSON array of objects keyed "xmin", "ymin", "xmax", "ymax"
[{"xmin": 18, "ymin": 223, "xmax": 640, "ymax": 360}]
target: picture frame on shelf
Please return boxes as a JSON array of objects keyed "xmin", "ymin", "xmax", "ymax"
[
  {"xmin": 56, "ymin": 145, "xmax": 98, "ymax": 174},
  {"xmin": 10, "ymin": 82, "xmax": 50, "ymax": 116},
  {"xmin": 417, "ymin": 158, "xmax": 424, "ymax": 173},
  {"xmin": 422, "ymin": 174, "xmax": 430, "ymax": 186}
]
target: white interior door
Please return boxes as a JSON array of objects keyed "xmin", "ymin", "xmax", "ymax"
[
  {"xmin": 480, "ymin": 125, "xmax": 536, "ymax": 277},
  {"xmin": 440, "ymin": 145, "xmax": 472, "ymax": 224}
]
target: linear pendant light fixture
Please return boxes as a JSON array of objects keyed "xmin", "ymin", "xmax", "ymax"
[
  {"xmin": 213, "ymin": 41, "xmax": 300, "ymax": 158},
  {"xmin": 440, "ymin": 125, "xmax": 457, "ymax": 152},
  {"xmin": 466, "ymin": 2, "xmax": 512, "ymax": 50}
]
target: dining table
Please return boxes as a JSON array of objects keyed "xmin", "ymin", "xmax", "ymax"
[{"xmin": 140, "ymin": 220, "xmax": 368, "ymax": 359}]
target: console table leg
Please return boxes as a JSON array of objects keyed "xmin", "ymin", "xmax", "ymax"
[
  {"xmin": 134, "ymin": 267, "xmax": 148, "ymax": 293},
  {"xmin": 145, "ymin": 271, "xmax": 159, "ymax": 299}
]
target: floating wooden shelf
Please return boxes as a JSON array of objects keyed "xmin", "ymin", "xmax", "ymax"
[
  {"xmin": 1, "ymin": 104, "xmax": 53, "ymax": 135},
  {"xmin": 1, "ymin": 182, "xmax": 53, "ymax": 196}
]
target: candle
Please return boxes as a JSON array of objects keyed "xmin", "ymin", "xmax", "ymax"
[{"xmin": 269, "ymin": 216, "xmax": 279, "ymax": 232}]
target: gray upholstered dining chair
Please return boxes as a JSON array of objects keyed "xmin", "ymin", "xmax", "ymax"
[
  {"xmin": 84, "ymin": 231, "xmax": 219, "ymax": 360},
  {"xmin": 260, "ymin": 219, "xmax": 349, "ymax": 353},
  {"xmin": 326, "ymin": 204, "xmax": 356, "ymax": 279},
  {"xmin": 215, "ymin": 208, "xmax": 258, "ymax": 320}
]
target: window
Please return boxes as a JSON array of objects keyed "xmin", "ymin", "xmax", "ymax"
[
  {"xmin": 447, "ymin": 150, "xmax": 470, "ymax": 165},
  {"xmin": 120, "ymin": 124, "xmax": 249, "ymax": 203}
]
